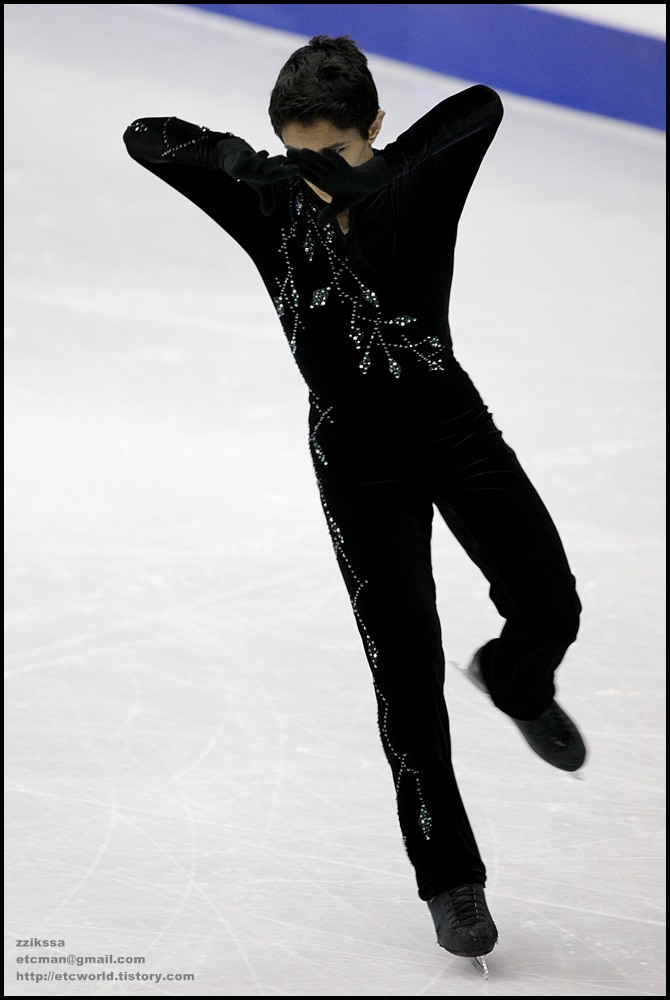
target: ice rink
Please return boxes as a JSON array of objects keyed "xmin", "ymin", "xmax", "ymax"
[{"xmin": 4, "ymin": 3, "xmax": 666, "ymax": 996}]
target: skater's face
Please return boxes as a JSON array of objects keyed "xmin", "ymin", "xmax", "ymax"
[{"xmin": 281, "ymin": 111, "xmax": 385, "ymax": 203}]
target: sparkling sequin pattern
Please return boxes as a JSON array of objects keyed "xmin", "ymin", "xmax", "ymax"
[
  {"xmin": 309, "ymin": 397, "xmax": 334, "ymax": 466},
  {"xmin": 315, "ymin": 471, "xmax": 433, "ymax": 842},
  {"xmin": 160, "ymin": 117, "xmax": 211, "ymax": 159},
  {"xmin": 376, "ymin": 681, "xmax": 433, "ymax": 840},
  {"xmin": 273, "ymin": 181, "xmax": 447, "ymax": 377},
  {"xmin": 273, "ymin": 188, "xmax": 307, "ymax": 353},
  {"xmin": 310, "ymin": 287, "xmax": 331, "ymax": 308},
  {"xmin": 315, "ymin": 475, "xmax": 379, "ymax": 669}
]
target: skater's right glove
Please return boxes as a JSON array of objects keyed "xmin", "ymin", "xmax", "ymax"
[
  {"xmin": 216, "ymin": 138, "xmax": 300, "ymax": 216},
  {"xmin": 285, "ymin": 148, "xmax": 398, "ymax": 226}
]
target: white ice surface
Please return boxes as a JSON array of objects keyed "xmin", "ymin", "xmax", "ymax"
[{"xmin": 4, "ymin": 3, "xmax": 666, "ymax": 996}]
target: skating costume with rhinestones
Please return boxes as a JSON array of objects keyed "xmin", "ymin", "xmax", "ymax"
[
  {"xmin": 124, "ymin": 86, "xmax": 582, "ymax": 900},
  {"xmin": 124, "ymin": 87, "xmax": 502, "ymax": 451}
]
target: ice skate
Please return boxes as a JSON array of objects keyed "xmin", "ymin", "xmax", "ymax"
[
  {"xmin": 427, "ymin": 884, "xmax": 497, "ymax": 978},
  {"xmin": 460, "ymin": 651, "xmax": 587, "ymax": 772}
]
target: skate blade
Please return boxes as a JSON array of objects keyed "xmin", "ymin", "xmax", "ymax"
[
  {"xmin": 470, "ymin": 955, "xmax": 489, "ymax": 979},
  {"xmin": 449, "ymin": 658, "xmax": 487, "ymax": 694}
]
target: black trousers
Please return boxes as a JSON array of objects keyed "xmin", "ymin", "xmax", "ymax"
[{"xmin": 309, "ymin": 361, "xmax": 581, "ymax": 901}]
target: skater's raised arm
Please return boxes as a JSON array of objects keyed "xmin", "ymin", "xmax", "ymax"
[
  {"xmin": 379, "ymin": 85, "xmax": 502, "ymax": 173},
  {"xmin": 123, "ymin": 116, "xmax": 298, "ymax": 251},
  {"xmin": 286, "ymin": 85, "xmax": 503, "ymax": 225}
]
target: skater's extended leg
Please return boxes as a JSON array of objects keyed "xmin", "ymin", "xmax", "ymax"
[{"xmin": 315, "ymin": 472, "xmax": 486, "ymax": 901}]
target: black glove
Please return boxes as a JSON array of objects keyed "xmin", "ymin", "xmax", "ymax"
[
  {"xmin": 285, "ymin": 86, "xmax": 503, "ymax": 226},
  {"xmin": 216, "ymin": 139, "xmax": 300, "ymax": 216},
  {"xmin": 286, "ymin": 148, "xmax": 398, "ymax": 226}
]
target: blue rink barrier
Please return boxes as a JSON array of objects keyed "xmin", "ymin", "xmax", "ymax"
[{"xmin": 184, "ymin": 3, "xmax": 665, "ymax": 131}]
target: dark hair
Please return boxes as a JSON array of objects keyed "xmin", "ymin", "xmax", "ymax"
[{"xmin": 269, "ymin": 35, "xmax": 379, "ymax": 140}]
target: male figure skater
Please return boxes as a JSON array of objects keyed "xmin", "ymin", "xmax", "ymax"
[{"xmin": 124, "ymin": 34, "xmax": 586, "ymax": 966}]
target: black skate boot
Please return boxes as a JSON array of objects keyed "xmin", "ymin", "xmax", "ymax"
[
  {"xmin": 465, "ymin": 651, "xmax": 587, "ymax": 772},
  {"xmin": 428, "ymin": 884, "xmax": 498, "ymax": 961}
]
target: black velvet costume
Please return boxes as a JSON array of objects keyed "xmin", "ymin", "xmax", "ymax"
[{"xmin": 124, "ymin": 86, "xmax": 581, "ymax": 900}]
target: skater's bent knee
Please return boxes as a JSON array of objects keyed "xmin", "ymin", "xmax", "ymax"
[
  {"xmin": 557, "ymin": 588, "xmax": 581, "ymax": 644},
  {"xmin": 532, "ymin": 588, "xmax": 581, "ymax": 648}
]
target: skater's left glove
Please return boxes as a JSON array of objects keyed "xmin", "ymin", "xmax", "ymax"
[{"xmin": 286, "ymin": 148, "xmax": 398, "ymax": 226}]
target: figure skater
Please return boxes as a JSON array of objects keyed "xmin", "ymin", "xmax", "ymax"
[{"xmin": 124, "ymin": 34, "xmax": 586, "ymax": 972}]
